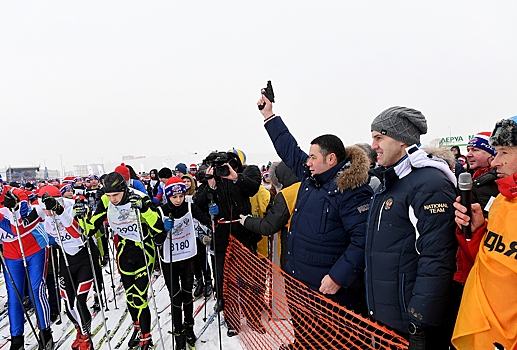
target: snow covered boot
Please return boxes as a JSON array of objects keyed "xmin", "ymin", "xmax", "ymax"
[
  {"xmin": 9, "ymin": 335, "xmax": 24, "ymax": 350},
  {"xmin": 71, "ymin": 326, "xmax": 82, "ymax": 349},
  {"xmin": 174, "ymin": 329, "xmax": 186, "ymax": 350},
  {"xmin": 193, "ymin": 279, "xmax": 204, "ymax": 299},
  {"xmin": 39, "ymin": 327, "xmax": 54, "ymax": 350},
  {"xmin": 184, "ymin": 322, "xmax": 196, "ymax": 347},
  {"xmin": 139, "ymin": 332, "xmax": 153, "ymax": 350},
  {"xmin": 127, "ymin": 322, "xmax": 140, "ymax": 348},
  {"xmin": 76, "ymin": 334, "xmax": 92, "ymax": 350}
]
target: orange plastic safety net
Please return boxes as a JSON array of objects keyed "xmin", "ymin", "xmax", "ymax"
[{"xmin": 223, "ymin": 236, "xmax": 409, "ymax": 350}]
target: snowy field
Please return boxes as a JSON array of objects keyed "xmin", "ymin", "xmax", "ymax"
[{"xmin": 0, "ymin": 255, "xmax": 244, "ymax": 350}]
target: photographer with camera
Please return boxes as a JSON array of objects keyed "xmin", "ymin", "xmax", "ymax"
[{"xmin": 194, "ymin": 149, "xmax": 262, "ymax": 337}]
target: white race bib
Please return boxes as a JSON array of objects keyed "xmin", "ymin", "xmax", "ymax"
[
  {"xmin": 162, "ymin": 204, "xmax": 197, "ymax": 263},
  {"xmin": 107, "ymin": 202, "xmax": 140, "ymax": 242}
]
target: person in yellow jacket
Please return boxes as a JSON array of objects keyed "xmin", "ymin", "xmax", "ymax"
[
  {"xmin": 453, "ymin": 116, "xmax": 517, "ymax": 350},
  {"xmin": 239, "ymin": 161, "xmax": 300, "ymax": 269}
]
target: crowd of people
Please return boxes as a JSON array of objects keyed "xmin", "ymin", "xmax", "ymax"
[{"xmin": 0, "ymin": 91, "xmax": 516, "ymax": 350}]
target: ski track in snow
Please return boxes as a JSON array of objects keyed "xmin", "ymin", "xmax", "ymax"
[{"xmin": 0, "ymin": 258, "xmax": 244, "ymax": 350}]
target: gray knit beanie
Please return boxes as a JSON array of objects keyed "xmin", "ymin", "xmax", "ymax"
[{"xmin": 371, "ymin": 106, "xmax": 428, "ymax": 145}]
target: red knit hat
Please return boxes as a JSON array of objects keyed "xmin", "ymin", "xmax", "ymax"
[
  {"xmin": 164, "ymin": 177, "xmax": 186, "ymax": 199},
  {"xmin": 38, "ymin": 185, "xmax": 62, "ymax": 198},
  {"xmin": 115, "ymin": 163, "xmax": 130, "ymax": 181},
  {"xmin": 62, "ymin": 176, "xmax": 74, "ymax": 184}
]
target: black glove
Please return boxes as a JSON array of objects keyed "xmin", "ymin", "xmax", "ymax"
[
  {"xmin": 41, "ymin": 192, "xmax": 64, "ymax": 215},
  {"xmin": 3, "ymin": 191, "xmax": 19, "ymax": 210},
  {"xmin": 408, "ymin": 324, "xmax": 426, "ymax": 350},
  {"xmin": 73, "ymin": 199, "xmax": 88, "ymax": 219},
  {"xmin": 128, "ymin": 193, "xmax": 149, "ymax": 211}
]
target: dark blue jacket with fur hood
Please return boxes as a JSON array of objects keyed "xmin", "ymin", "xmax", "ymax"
[{"xmin": 265, "ymin": 116, "xmax": 372, "ymax": 307}]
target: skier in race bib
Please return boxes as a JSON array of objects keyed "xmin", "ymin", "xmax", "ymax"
[
  {"xmin": 158, "ymin": 177, "xmax": 211, "ymax": 350},
  {"xmin": 84, "ymin": 172, "xmax": 165, "ymax": 350},
  {"xmin": 0, "ymin": 185, "xmax": 54, "ymax": 350},
  {"xmin": 36, "ymin": 185, "xmax": 101, "ymax": 350}
]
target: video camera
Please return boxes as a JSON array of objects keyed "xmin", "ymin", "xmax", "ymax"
[{"xmin": 203, "ymin": 151, "xmax": 230, "ymax": 178}]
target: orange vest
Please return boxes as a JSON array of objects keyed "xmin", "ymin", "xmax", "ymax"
[{"xmin": 452, "ymin": 194, "xmax": 517, "ymax": 350}]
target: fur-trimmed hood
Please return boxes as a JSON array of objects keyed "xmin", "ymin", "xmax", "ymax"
[{"xmin": 336, "ymin": 145, "xmax": 371, "ymax": 191}]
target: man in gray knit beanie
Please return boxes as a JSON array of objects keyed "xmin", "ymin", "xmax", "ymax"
[
  {"xmin": 371, "ymin": 106, "xmax": 428, "ymax": 146},
  {"xmin": 366, "ymin": 105, "xmax": 457, "ymax": 350},
  {"xmin": 370, "ymin": 106, "xmax": 428, "ymax": 167}
]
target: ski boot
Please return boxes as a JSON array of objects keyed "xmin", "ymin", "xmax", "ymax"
[
  {"xmin": 39, "ymin": 327, "xmax": 54, "ymax": 350},
  {"xmin": 227, "ymin": 325, "xmax": 238, "ymax": 337},
  {"xmin": 184, "ymin": 322, "xmax": 196, "ymax": 348},
  {"xmin": 193, "ymin": 279, "xmax": 204, "ymax": 300},
  {"xmin": 204, "ymin": 282, "xmax": 213, "ymax": 298},
  {"xmin": 71, "ymin": 325, "xmax": 82, "ymax": 349},
  {"xmin": 127, "ymin": 321, "xmax": 140, "ymax": 348},
  {"xmin": 76, "ymin": 334, "xmax": 92, "ymax": 350},
  {"xmin": 9, "ymin": 335, "xmax": 24, "ymax": 350},
  {"xmin": 91, "ymin": 295, "xmax": 101, "ymax": 314},
  {"xmin": 174, "ymin": 329, "xmax": 186, "ymax": 350},
  {"xmin": 139, "ymin": 332, "xmax": 153, "ymax": 350}
]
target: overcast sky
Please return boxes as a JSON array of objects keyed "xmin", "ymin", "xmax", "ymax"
[{"xmin": 1, "ymin": 1, "xmax": 516, "ymax": 172}]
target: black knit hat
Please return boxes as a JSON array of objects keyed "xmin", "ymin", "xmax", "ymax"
[
  {"xmin": 158, "ymin": 167, "xmax": 173, "ymax": 179},
  {"xmin": 102, "ymin": 172, "xmax": 127, "ymax": 193},
  {"xmin": 490, "ymin": 116, "xmax": 517, "ymax": 147},
  {"xmin": 371, "ymin": 106, "xmax": 428, "ymax": 145}
]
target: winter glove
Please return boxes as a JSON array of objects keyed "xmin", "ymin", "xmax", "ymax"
[
  {"xmin": 199, "ymin": 232, "xmax": 212, "ymax": 245},
  {"xmin": 3, "ymin": 191, "xmax": 19, "ymax": 210},
  {"xmin": 163, "ymin": 218, "xmax": 174, "ymax": 232},
  {"xmin": 408, "ymin": 330, "xmax": 426, "ymax": 350},
  {"xmin": 129, "ymin": 193, "xmax": 149, "ymax": 211},
  {"xmin": 238, "ymin": 214, "xmax": 251, "ymax": 226},
  {"xmin": 209, "ymin": 203, "xmax": 219, "ymax": 216},
  {"xmin": 41, "ymin": 192, "xmax": 64, "ymax": 215},
  {"xmin": 73, "ymin": 199, "xmax": 88, "ymax": 219}
]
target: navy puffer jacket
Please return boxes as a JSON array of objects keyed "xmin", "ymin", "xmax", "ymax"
[
  {"xmin": 365, "ymin": 155, "xmax": 457, "ymax": 333},
  {"xmin": 265, "ymin": 117, "xmax": 372, "ymax": 305}
]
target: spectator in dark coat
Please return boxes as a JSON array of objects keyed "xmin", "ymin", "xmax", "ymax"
[{"xmin": 367, "ymin": 106, "xmax": 457, "ymax": 350}]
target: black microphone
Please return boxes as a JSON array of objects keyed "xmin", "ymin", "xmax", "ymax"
[{"xmin": 458, "ymin": 172, "xmax": 473, "ymax": 241}]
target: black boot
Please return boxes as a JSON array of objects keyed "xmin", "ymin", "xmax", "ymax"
[
  {"xmin": 39, "ymin": 328, "xmax": 54, "ymax": 350},
  {"xmin": 91, "ymin": 295, "xmax": 101, "ymax": 313},
  {"xmin": 193, "ymin": 279, "xmax": 204, "ymax": 299},
  {"xmin": 127, "ymin": 322, "xmax": 140, "ymax": 348},
  {"xmin": 204, "ymin": 282, "xmax": 213, "ymax": 298},
  {"xmin": 174, "ymin": 329, "xmax": 186, "ymax": 350},
  {"xmin": 184, "ymin": 322, "xmax": 196, "ymax": 347},
  {"xmin": 9, "ymin": 335, "xmax": 24, "ymax": 350}
]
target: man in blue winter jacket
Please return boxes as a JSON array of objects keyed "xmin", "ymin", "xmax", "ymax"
[
  {"xmin": 367, "ymin": 106, "xmax": 457, "ymax": 350},
  {"xmin": 257, "ymin": 94, "xmax": 372, "ymax": 348}
]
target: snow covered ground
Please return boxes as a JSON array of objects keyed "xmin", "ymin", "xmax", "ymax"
[{"xmin": 0, "ymin": 257, "xmax": 244, "ymax": 350}]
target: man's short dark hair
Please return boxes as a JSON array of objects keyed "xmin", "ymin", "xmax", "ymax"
[{"xmin": 311, "ymin": 134, "xmax": 346, "ymax": 163}]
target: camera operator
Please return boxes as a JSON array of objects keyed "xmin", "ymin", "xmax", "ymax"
[{"xmin": 194, "ymin": 150, "xmax": 262, "ymax": 336}]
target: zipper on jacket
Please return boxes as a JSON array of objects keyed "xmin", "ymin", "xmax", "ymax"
[
  {"xmin": 365, "ymin": 176, "xmax": 386, "ymax": 316},
  {"xmin": 401, "ymin": 273, "xmax": 407, "ymax": 312}
]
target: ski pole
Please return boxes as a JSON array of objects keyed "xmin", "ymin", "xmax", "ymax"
[
  {"xmin": 134, "ymin": 208, "xmax": 166, "ymax": 350},
  {"xmin": 104, "ymin": 223, "xmax": 118, "ymax": 310},
  {"xmin": 0, "ymin": 251, "xmax": 41, "ymax": 346},
  {"xmin": 207, "ymin": 194, "xmax": 223, "ymax": 350},
  {"xmin": 80, "ymin": 216, "xmax": 112, "ymax": 350},
  {"xmin": 49, "ymin": 245, "xmax": 63, "ymax": 325},
  {"xmin": 167, "ymin": 216, "xmax": 175, "ymax": 350},
  {"xmin": 9, "ymin": 207, "xmax": 46, "ymax": 349},
  {"xmin": 50, "ymin": 212, "xmax": 96, "ymax": 349}
]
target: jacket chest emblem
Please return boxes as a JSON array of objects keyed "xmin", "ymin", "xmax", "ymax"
[{"xmin": 383, "ymin": 198, "xmax": 393, "ymax": 211}]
